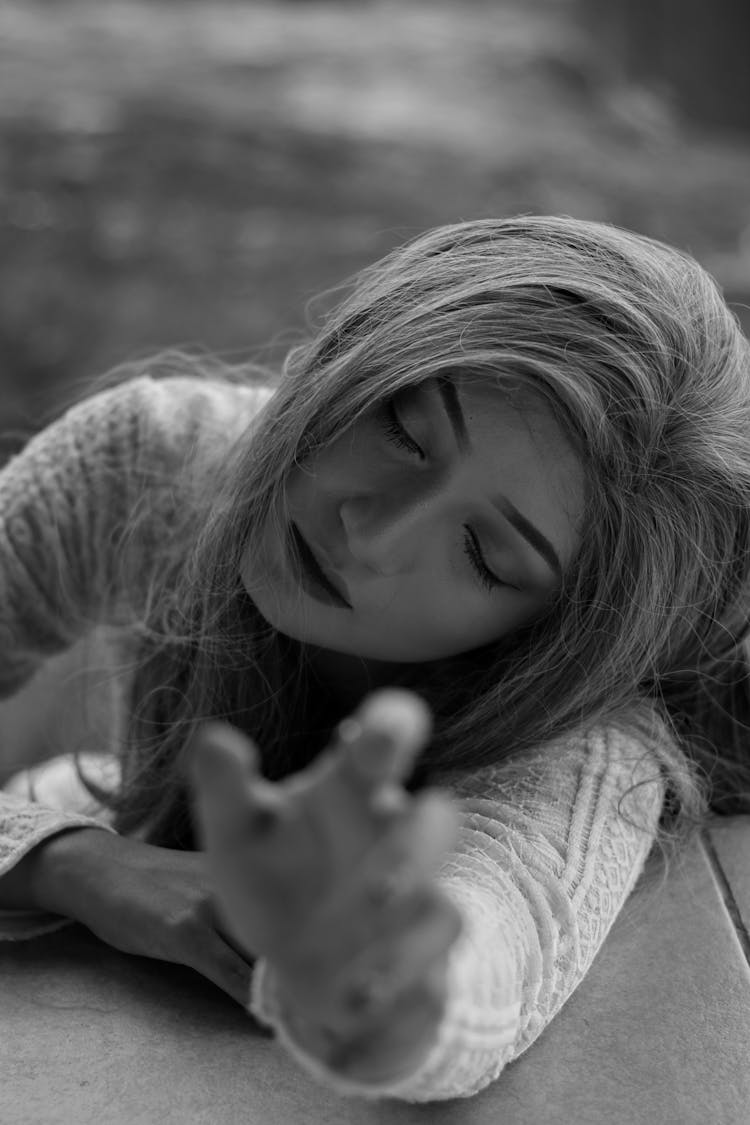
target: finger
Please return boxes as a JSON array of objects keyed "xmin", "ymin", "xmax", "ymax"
[
  {"xmin": 359, "ymin": 787, "xmax": 462, "ymax": 892},
  {"xmin": 298, "ymin": 788, "xmax": 462, "ymax": 961},
  {"xmin": 335, "ymin": 788, "xmax": 460, "ymax": 926},
  {"xmin": 189, "ymin": 721, "xmax": 259, "ymax": 788},
  {"xmin": 336, "ymin": 688, "xmax": 433, "ymax": 794},
  {"xmin": 189, "ymin": 926, "xmax": 256, "ymax": 1008},
  {"xmin": 189, "ymin": 723, "xmax": 285, "ymax": 849}
]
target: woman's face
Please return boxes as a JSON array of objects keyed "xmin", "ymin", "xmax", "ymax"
[{"xmin": 241, "ymin": 375, "xmax": 584, "ymax": 672}]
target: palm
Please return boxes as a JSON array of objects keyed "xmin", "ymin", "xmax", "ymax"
[{"xmin": 189, "ymin": 689, "xmax": 463, "ymax": 1014}]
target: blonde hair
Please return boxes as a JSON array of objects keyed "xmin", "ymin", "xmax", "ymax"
[{"xmin": 73, "ymin": 215, "xmax": 750, "ymax": 875}]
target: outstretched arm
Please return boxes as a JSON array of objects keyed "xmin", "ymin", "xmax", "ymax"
[{"xmin": 190, "ymin": 689, "xmax": 666, "ymax": 1103}]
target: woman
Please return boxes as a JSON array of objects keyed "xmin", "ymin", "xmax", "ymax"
[{"xmin": 1, "ymin": 215, "xmax": 748, "ymax": 1102}]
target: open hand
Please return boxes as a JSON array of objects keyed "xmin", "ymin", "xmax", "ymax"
[{"xmin": 189, "ymin": 688, "xmax": 464, "ymax": 1075}]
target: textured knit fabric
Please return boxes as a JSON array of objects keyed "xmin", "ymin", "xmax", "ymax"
[{"xmin": 0, "ymin": 374, "xmax": 668, "ymax": 1102}]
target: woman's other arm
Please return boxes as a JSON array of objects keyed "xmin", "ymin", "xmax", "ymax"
[
  {"xmin": 0, "ymin": 374, "xmax": 268, "ymax": 937},
  {"xmin": 0, "ymin": 377, "xmax": 155, "ymax": 936}
]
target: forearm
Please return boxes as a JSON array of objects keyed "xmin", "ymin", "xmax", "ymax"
[{"xmin": 0, "ymin": 826, "xmax": 114, "ymax": 916}]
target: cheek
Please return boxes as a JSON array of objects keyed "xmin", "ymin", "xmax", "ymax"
[
  {"xmin": 383, "ymin": 598, "xmax": 493, "ymax": 657},
  {"xmin": 413, "ymin": 595, "xmax": 536, "ymax": 653}
]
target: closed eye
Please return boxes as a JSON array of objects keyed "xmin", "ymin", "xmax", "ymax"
[
  {"xmin": 377, "ymin": 397, "xmax": 515, "ymax": 594},
  {"xmin": 380, "ymin": 398, "xmax": 425, "ymax": 459}
]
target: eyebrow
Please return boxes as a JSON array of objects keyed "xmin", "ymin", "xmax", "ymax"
[{"xmin": 434, "ymin": 375, "xmax": 564, "ymax": 580}]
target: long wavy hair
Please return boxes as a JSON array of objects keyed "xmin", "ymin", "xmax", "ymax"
[{"xmin": 70, "ymin": 215, "xmax": 750, "ymax": 873}]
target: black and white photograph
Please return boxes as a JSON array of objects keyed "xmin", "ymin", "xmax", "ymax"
[{"xmin": 1, "ymin": 2, "xmax": 749, "ymax": 1122}]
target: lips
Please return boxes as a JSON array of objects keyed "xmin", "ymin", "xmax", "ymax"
[{"xmin": 291, "ymin": 523, "xmax": 352, "ymax": 608}]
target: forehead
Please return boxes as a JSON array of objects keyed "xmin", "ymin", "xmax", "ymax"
[{"xmin": 456, "ymin": 376, "xmax": 586, "ymax": 567}]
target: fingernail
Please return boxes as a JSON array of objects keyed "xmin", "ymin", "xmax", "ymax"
[
  {"xmin": 358, "ymin": 690, "xmax": 432, "ymax": 746},
  {"xmin": 344, "ymin": 723, "xmax": 402, "ymax": 782},
  {"xmin": 336, "ymin": 717, "xmax": 364, "ymax": 747}
]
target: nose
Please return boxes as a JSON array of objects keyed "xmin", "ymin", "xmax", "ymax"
[{"xmin": 340, "ymin": 492, "xmax": 433, "ymax": 578}]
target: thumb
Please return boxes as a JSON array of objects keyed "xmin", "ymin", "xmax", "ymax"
[
  {"xmin": 189, "ymin": 720, "xmax": 260, "ymax": 793},
  {"xmin": 189, "ymin": 722, "xmax": 276, "ymax": 850},
  {"xmin": 337, "ymin": 688, "xmax": 433, "ymax": 791}
]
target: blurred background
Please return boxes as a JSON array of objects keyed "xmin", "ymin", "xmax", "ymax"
[
  {"xmin": 1, "ymin": 0, "xmax": 750, "ymax": 777},
  {"xmin": 2, "ymin": 0, "xmax": 750, "ymax": 434}
]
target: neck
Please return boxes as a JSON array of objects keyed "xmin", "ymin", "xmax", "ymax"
[{"xmin": 304, "ymin": 647, "xmax": 406, "ymax": 713}]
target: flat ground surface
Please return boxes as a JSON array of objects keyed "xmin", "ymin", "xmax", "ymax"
[
  {"xmin": 1, "ymin": 818, "xmax": 749, "ymax": 1124},
  {"xmin": 1, "ymin": 0, "xmax": 750, "ymax": 435}
]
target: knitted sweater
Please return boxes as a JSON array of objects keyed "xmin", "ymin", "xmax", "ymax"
[{"xmin": 0, "ymin": 374, "xmax": 668, "ymax": 1103}]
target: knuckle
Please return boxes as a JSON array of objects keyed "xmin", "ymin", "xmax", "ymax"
[
  {"xmin": 420, "ymin": 968, "xmax": 449, "ymax": 1017},
  {"xmin": 409, "ymin": 888, "xmax": 464, "ymax": 946},
  {"xmin": 408, "ymin": 884, "xmax": 442, "ymax": 918},
  {"xmin": 369, "ymin": 784, "xmax": 410, "ymax": 819},
  {"xmin": 165, "ymin": 903, "xmax": 206, "ymax": 946},
  {"xmin": 382, "ymin": 959, "xmax": 448, "ymax": 1019}
]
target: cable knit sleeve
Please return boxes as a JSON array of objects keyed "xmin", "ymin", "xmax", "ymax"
[
  {"xmin": 0, "ymin": 377, "xmax": 154, "ymax": 693},
  {"xmin": 248, "ymin": 719, "xmax": 666, "ymax": 1102},
  {"xmin": 0, "ymin": 373, "xmax": 274, "ymax": 938},
  {"xmin": 0, "ymin": 377, "xmax": 157, "ymax": 937}
]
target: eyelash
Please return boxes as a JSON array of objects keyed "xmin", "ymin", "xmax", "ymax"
[{"xmin": 379, "ymin": 399, "xmax": 507, "ymax": 594}]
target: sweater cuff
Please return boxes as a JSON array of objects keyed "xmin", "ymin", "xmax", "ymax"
[{"xmin": 0, "ymin": 807, "xmax": 118, "ymax": 942}]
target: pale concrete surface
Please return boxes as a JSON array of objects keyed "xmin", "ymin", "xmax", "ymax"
[{"xmin": 1, "ymin": 825, "xmax": 748, "ymax": 1125}]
